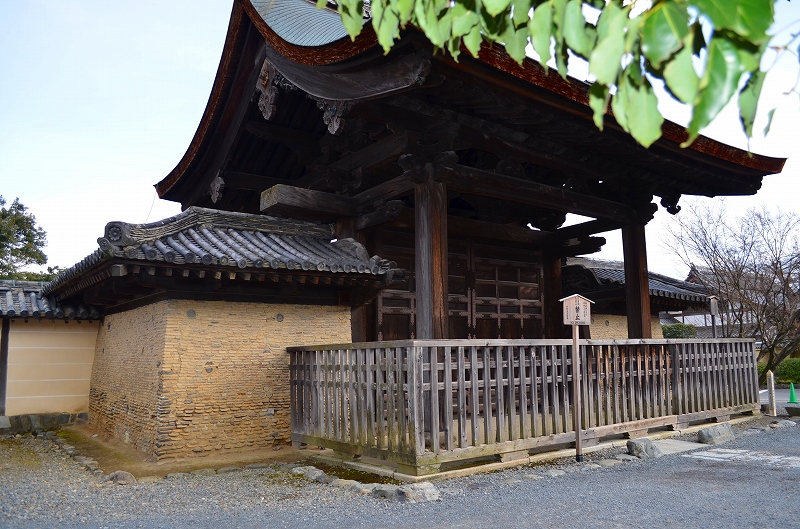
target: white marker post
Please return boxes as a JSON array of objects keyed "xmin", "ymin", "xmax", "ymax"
[{"xmin": 560, "ymin": 294, "xmax": 594, "ymax": 463}]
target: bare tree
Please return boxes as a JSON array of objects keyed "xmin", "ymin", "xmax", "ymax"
[{"xmin": 665, "ymin": 200, "xmax": 800, "ymax": 382}]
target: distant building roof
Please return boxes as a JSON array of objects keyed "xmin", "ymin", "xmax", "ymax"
[
  {"xmin": 0, "ymin": 280, "xmax": 100, "ymax": 320},
  {"xmin": 563, "ymin": 258, "xmax": 709, "ymax": 313}
]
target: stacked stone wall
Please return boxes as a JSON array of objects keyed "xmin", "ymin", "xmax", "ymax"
[
  {"xmin": 90, "ymin": 299, "xmax": 351, "ymax": 461},
  {"xmin": 89, "ymin": 302, "xmax": 166, "ymax": 456},
  {"xmin": 589, "ymin": 314, "xmax": 665, "ymax": 340}
]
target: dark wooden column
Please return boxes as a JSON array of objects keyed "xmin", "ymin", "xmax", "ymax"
[
  {"xmin": 622, "ymin": 223, "xmax": 652, "ymax": 338},
  {"xmin": 542, "ymin": 251, "xmax": 566, "ymax": 339},
  {"xmin": 337, "ymin": 218, "xmax": 368, "ymax": 343},
  {"xmin": 0, "ymin": 319, "xmax": 9, "ymax": 415},
  {"xmin": 414, "ymin": 176, "xmax": 448, "ymax": 339}
]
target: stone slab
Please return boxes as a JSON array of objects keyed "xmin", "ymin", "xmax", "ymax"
[{"xmin": 653, "ymin": 439, "xmax": 707, "ymax": 455}]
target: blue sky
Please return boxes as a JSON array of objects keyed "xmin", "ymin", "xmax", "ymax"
[{"xmin": 1, "ymin": 1, "xmax": 799, "ymax": 279}]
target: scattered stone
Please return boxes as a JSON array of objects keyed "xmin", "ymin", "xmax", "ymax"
[
  {"xmin": 291, "ymin": 465, "xmax": 317, "ymax": 476},
  {"xmin": 191, "ymin": 468, "xmax": 217, "ymax": 476},
  {"xmin": 521, "ymin": 473, "xmax": 544, "ymax": 480},
  {"xmin": 216, "ymin": 466, "xmax": 241, "ymax": 474},
  {"xmin": 166, "ymin": 472, "xmax": 190, "ymax": 479},
  {"xmin": 331, "ymin": 478, "xmax": 358, "ymax": 488},
  {"xmin": 103, "ymin": 470, "xmax": 137, "ymax": 486},
  {"xmin": 351, "ymin": 483, "xmax": 379, "ymax": 495},
  {"xmin": 596, "ymin": 459, "xmax": 623, "ymax": 468},
  {"xmin": 585, "ymin": 463, "xmax": 601, "ymax": 470},
  {"xmin": 303, "ymin": 468, "xmax": 326, "ymax": 481},
  {"xmin": 627, "ymin": 438, "xmax": 663, "ymax": 459},
  {"xmin": 770, "ymin": 420, "xmax": 797, "ymax": 429},
  {"xmin": 614, "ymin": 454, "xmax": 639, "ymax": 461},
  {"xmin": 372, "ymin": 484, "xmax": 399, "ymax": 500},
  {"xmin": 138, "ymin": 475, "xmax": 163, "ymax": 484},
  {"xmin": 275, "ymin": 462, "xmax": 299, "ymax": 472},
  {"xmin": 74, "ymin": 456, "xmax": 99, "ymax": 471},
  {"xmin": 742, "ymin": 427, "xmax": 769, "ymax": 436},
  {"xmin": 245, "ymin": 463, "xmax": 270, "ymax": 469},
  {"xmin": 397, "ymin": 482, "xmax": 441, "ymax": 503},
  {"xmin": 542, "ymin": 469, "xmax": 566, "ymax": 477},
  {"xmin": 315, "ymin": 473, "xmax": 337, "ymax": 484},
  {"xmin": 698, "ymin": 424, "xmax": 735, "ymax": 445}
]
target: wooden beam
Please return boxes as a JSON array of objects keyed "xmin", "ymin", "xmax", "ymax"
[
  {"xmin": 439, "ymin": 164, "xmax": 636, "ymax": 222},
  {"xmin": 448, "ymin": 215, "xmax": 551, "ymax": 245},
  {"xmin": 622, "ymin": 223, "xmax": 652, "ymax": 338},
  {"xmin": 328, "ymin": 133, "xmax": 409, "ymax": 173},
  {"xmin": 354, "ymin": 200, "xmax": 405, "ymax": 231},
  {"xmin": 555, "ymin": 219, "xmax": 621, "ymax": 239},
  {"xmin": 260, "ymin": 184, "xmax": 357, "ymax": 219},
  {"xmin": 354, "ymin": 174, "xmax": 416, "ymax": 209},
  {"xmin": 387, "ymin": 208, "xmax": 607, "ymax": 252},
  {"xmin": 243, "ymin": 121, "xmax": 321, "ymax": 153},
  {"xmin": 183, "ymin": 36, "xmax": 265, "ymax": 207},
  {"xmin": 223, "ymin": 170, "xmax": 290, "ymax": 191},
  {"xmin": 556, "ymin": 236, "xmax": 606, "ymax": 258},
  {"xmin": 415, "ymin": 178, "xmax": 449, "ymax": 339}
]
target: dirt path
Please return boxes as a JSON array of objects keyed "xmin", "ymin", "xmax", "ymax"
[{"xmin": 56, "ymin": 424, "xmax": 305, "ymax": 478}]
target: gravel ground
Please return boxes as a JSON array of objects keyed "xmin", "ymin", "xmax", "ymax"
[{"xmin": 1, "ymin": 415, "xmax": 798, "ymax": 529}]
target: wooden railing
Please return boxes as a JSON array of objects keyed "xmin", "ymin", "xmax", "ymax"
[{"xmin": 288, "ymin": 339, "xmax": 759, "ymax": 475}]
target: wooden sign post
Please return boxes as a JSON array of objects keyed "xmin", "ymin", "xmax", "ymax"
[{"xmin": 560, "ymin": 294, "xmax": 594, "ymax": 463}]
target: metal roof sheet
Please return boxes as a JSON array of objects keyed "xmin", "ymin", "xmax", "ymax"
[{"xmin": 250, "ymin": 0, "xmax": 350, "ymax": 46}]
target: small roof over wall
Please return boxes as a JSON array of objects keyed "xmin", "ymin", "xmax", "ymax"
[
  {"xmin": 45, "ymin": 207, "xmax": 403, "ymax": 314},
  {"xmin": 563, "ymin": 257, "xmax": 708, "ymax": 314},
  {"xmin": 0, "ymin": 281, "xmax": 101, "ymax": 321}
]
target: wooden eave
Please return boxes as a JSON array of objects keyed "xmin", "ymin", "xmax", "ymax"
[
  {"xmin": 156, "ymin": 1, "xmax": 785, "ymax": 216},
  {"xmin": 156, "ymin": 1, "xmax": 264, "ymax": 202},
  {"xmin": 48, "ymin": 258, "xmax": 389, "ymax": 312}
]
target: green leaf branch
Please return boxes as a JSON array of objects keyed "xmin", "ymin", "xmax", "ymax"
[{"xmin": 330, "ymin": 0, "xmax": 778, "ymax": 148}]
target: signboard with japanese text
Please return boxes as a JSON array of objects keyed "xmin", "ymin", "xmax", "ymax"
[{"xmin": 560, "ymin": 294, "xmax": 593, "ymax": 326}]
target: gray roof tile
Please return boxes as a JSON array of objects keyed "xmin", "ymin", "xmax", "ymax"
[
  {"xmin": 565, "ymin": 257, "xmax": 709, "ymax": 303},
  {"xmin": 44, "ymin": 207, "xmax": 397, "ymax": 297},
  {"xmin": 0, "ymin": 281, "xmax": 100, "ymax": 320}
]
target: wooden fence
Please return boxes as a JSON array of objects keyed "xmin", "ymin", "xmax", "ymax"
[{"xmin": 288, "ymin": 339, "xmax": 759, "ymax": 475}]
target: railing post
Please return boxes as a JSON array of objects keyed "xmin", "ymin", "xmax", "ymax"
[
  {"xmin": 670, "ymin": 343, "xmax": 681, "ymax": 418},
  {"xmin": 409, "ymin": 345, "xmax": 426, "ymax": 456}
]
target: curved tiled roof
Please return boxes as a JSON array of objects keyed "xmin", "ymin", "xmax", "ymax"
[
  {"xmin": 44, "ymin": 207, "xmax": 397, "ymax": 297},
  {"xmin": 565, "ymin": 258, "xmax": 708, "ymax": 303},
  {"xmin": 0, "ymin": 281, "xmax": 101, "ymax": 320}
]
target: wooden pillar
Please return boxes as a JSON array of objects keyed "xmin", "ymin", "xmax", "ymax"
[
  {"xmin": 414, "ymin": 176, "xmax": 448, "ymax": 339},
  {"xmin": 337, "ymin": 218, "xmax": 367, "ymax": 343},
  {"xmin": 542, "ymin": 251, "xmax": 567, "ymax": 339},
  {"xmin": 0, "ymin": 319, "xmax": 9, "ymax": 415},
  {"xmin": 622, "ymin": 222, "xmax": 652, "ymax": 338}
]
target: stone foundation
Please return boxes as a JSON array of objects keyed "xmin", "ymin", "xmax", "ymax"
[
  {"xmin": 0, "ymin": 412, "xmax": 87, "ymax": 434},
  {"xmin": 90, "ymin": 299, "xmax": 351, "ymax": 461}
]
